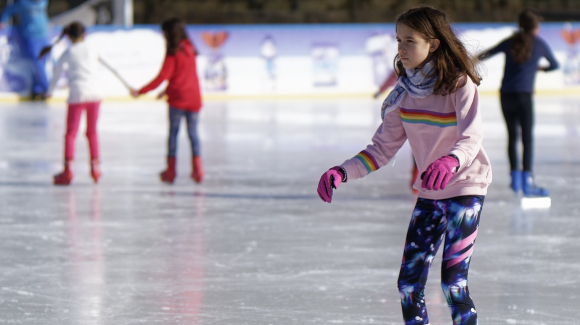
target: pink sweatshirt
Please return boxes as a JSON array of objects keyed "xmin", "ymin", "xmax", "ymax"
[{"xmin": 341, "ymin": 76, "xmax": 492, "ymax": 200}]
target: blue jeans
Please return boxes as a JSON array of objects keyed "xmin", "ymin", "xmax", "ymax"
[
  {"xmin": 398, "ymin": 196, "xmax": 484, "ymax": 325},
  {"xmin": 167, "ymin": 106, "xmax": 200, "ymax": 157},
  {"xmin": 21, "ymin": 36, "xmax": 49, "ymax": 95}
]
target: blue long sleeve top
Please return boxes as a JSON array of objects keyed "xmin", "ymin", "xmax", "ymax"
[
  {"xmin": 480, "ymin": 35, "xmax": 559, "ymax": 94},
  {"xmin": 1, "ymin": 0, "xmax": 49, "ymax": 39}
]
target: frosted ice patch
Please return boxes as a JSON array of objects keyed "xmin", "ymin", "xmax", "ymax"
[
  {"xmin": 521, "ymin": 197, "xmax": 551, "ymax": 209},
  {"xmin": 506, "ymin": 319, "xmax": 517, "ymax": 324}
]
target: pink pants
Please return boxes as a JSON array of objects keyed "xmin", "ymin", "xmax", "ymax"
[{"xmin": 64, "ymin": 102, "xmax": 100, "ymax": 161}]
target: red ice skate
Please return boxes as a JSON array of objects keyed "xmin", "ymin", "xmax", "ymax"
[
  {"xmin": 54, "ymin": 160, "xmax": 74, "ymax": 185},
  {"xmin": 90, "ymin": 159, "xmax": 101, "ymax": 183},
  {"xmin": 191, "ymin": 156, "xmax": 204, "ymax": 184},
  {"xmin": 160, "ymin": 156, "xmax": 176, "ymax": 184}
]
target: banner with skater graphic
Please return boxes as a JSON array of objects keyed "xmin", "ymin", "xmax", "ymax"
[{"xmin": 0, "ymin": 22, "xmax": 579, "ymax": 99}]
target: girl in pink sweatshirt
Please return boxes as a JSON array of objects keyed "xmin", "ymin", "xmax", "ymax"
[{"xmin": 317, "ymin": 6, "xmax": 491, "ymax": 325}]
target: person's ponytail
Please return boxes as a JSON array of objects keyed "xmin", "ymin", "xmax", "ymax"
[
  {"xmin": 38, "ymin": 22, "xmax": 85, "ymax": 60},
  {"xmin": 510, "ymin": 9, "xmax": 542, "ymax": 64}
]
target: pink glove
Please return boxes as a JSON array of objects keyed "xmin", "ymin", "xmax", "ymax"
[
  {"xmin": 421, "ymin": 156, "xmax": 459, "ymax": 191},
  {"xmin": 317, "ymin": 167, "xmax": 344, "ymax": 203}
]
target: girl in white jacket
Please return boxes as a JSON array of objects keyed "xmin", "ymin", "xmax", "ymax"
[{"xmin": 47, "ymin": 22, "xmax": 120, "ymax": 185}]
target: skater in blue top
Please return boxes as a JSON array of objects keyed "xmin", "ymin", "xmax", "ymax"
[
  {"xmin": 1, "ymin": 0, "xmax": 50, "ymax": 99},
  {"xmin": 478, "ymin": 8, "xmax": 558, "ymax": 197}
]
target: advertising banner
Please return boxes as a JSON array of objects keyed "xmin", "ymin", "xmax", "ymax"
[{"xmin": 0, "ymin": 22, "xmax": 579, "ymax": 99}]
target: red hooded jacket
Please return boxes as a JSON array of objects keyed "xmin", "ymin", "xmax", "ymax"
[{"xmin": 139, "ymin": 40, "xmax": 202, "ymax": 112}]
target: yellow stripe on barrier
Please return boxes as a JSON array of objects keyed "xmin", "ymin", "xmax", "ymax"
[{"xmin": 1, "ymin": 88, "xmax": 579, "ymax": 104}]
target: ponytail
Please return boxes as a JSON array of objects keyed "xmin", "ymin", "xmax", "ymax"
[
  {"xmin": 37, "ymin": 22, "xmax": 86, "ymax": 60},
  {"xmin": 510, "ymin": 9, "xmax": 542, "ymax": 64}
]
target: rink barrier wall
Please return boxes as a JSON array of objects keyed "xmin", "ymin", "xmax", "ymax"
[
  {"xmin": 2, "ymin": 89, "xmax": 580, "ymax": 104},
  {"xmin": 0, "ymin": 22, "xmax": 579, "ymax": 101}
]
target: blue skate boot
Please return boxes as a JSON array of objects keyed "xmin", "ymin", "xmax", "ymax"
[
  {"xmin": 522, "ymin": 171, "xmax": 549, "ymax": 197},
  {"xmin": 510, "ymin": 170, "xmax": 522, "ymax": 193}
]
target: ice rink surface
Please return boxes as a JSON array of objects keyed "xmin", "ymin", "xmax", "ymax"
[{"xmin": 0, "ymin": 95, "xmax": 579, "ymax": 325}]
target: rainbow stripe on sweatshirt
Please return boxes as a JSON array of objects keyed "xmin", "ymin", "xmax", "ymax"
[
  {"xmin": 354, "ymin": 150, "xmax": 379, "ymax": 173},
  {"xmin": 399, "ymin": 107, "xmax": 457, "ymax": 127}
]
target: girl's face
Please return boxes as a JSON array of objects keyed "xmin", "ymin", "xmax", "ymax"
[{"xmin": 396, "ymin": 23, "xmax": 439, "ymax": 69}]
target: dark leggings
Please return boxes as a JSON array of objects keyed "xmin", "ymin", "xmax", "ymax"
[
  {"xmin": 398, "ymin": 196, "xmax": 484, "ymax": 325},
  {"xmin": 500, "ymin": 92, "xmax": 534, "ymax": 171}
]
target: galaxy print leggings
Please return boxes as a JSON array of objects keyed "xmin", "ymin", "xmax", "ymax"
[{"xmin": 398, "ymin": 195, "xmax": 484, "ymax": 325}]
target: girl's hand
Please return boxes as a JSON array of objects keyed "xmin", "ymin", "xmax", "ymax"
[
  {"xmin": 317, "ymin": 167, "xmax": 344, "ymax": 203},
  {"xmin": 421, "ymin": 156, "xmax": 459, "ymax": 191},
  {"xmin": 129, "ymin": 88, "xmax": 140, "ymax": 98},
  {"xmin": 156, "ymin": 90, "xmax": 166, "ymax": 99}
]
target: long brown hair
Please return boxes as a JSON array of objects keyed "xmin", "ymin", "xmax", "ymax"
[
  {"xmin": 510, "ymin": 9, "xmax": 542, "ymax": 64},
  {"xmin": 161, "ymin": 17, "xmax": 191, "ymax": 55},
  {"xmin": 394, "ymin": 6, "xmax": 481, "ymax": 95}
]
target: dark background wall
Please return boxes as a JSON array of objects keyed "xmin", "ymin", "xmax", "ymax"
[
  {"xmin": 130, "ymin": 0, "xmax": 580, "ymax": 24},
  {"xmin": 1, "ymin": 0, "xmax": 580, "ymax": 24}
]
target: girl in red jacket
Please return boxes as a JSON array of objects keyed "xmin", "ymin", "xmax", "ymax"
[{"xmin": 131, "ymin": 18, "xmax": 203, "ymax": 184}]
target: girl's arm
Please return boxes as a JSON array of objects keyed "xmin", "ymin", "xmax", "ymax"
[
  {"xmin": 374, "ymin": 70, "xmax": 398, "ymax": 98},
  {"xmin": 448, "ymin": 78, "xmax": 483, "ymax": 171},
  {"xmin": 138, "ymin": 55, "xmax": 176, "ymax": 95},
  {"xmin": 476, "ymin": 38, "xmax": 508, "ymax": 61},
  {"xmin": 538, "ymin": 39, "xmax": 559, "ymax": 72},
  {"xmin": 47, "ymin": 52, "xmax": 68, "ymax": 96},
  {"xmin": 340, "ymin": 110, "xmax": 407, "ymax": 181}
]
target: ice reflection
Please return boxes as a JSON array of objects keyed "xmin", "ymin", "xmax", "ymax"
[
  {"xmin": 65, "ymin": 188, "xmax": 104, "ymax": 324},
  {"xmin": 157, "ymin": 194, "xmax": 205, "ymax": 320}
]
